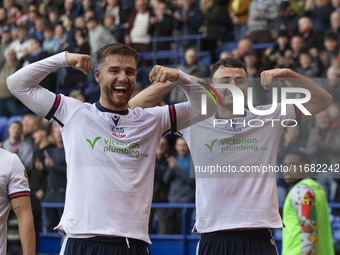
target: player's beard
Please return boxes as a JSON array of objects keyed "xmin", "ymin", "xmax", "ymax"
[{"xmin": 103, "ymin": 84, "xmax": 134, "ymax": 109}]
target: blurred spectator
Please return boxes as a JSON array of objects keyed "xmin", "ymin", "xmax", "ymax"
[
  {"xmin": 9, "ymin": 4, "xmax": 28, "ymax": 26},
  {"xmin": 64, "ymin": 28, "xmax": 90, "ymax": 89},
  {"xmin": 302, "ymin": 0, "xmax": 335, "ymax": 33},
  {"xmin": 31, "ymin": 16, "xmax": 46, "ymax": 40},
  {"xmin": 243, "ymin": 49, "xmax": 261, "ymax": 78},
  {"xmin": 243, "ymin": 50, "xmax": 266, "ymax": 106},
  {"xmin": 54, "ymin": 23, "xmax": 68, "ymax": 52},
  {"xmin": 169, "ymin": 47, "xmax": 209, "ymax": 104},
  {"xmin": 228, "ymin": 0, "xmax": 251, "ymax": 41},
  {"xmin": 125, "ymin": 0, "xmax": 153, "ymax": 53},
  {"xmin": 3, "ymin": 121, "xmax": 33, "ymax": 172},
  {"xmin": 232, "ymin": 37, "xmax": 252, "ymax": 60},
  {"xmin": 103, "ymin": 14, "xmax": 125, "ymax": 43},
  {"xmin": 81, "ymin": 0, "xmax": 94, "ymax": 14},
  {"xmin": 306, "ymin": 110, "xmax": 340, "ymax": 202},
  {"xmin": 173, "ymin": 0, "xmax": 202, "ymax": 47},
  {"xmin": 200, "ymin": 0, "xmax": 220, "ymax": 63},
  {"xmin": 149, "ymin": 137, "xmax": 171, "ymax": 234},
  {"xmin": 101, "ymin": 0, "xmax": 130, "ymax": 28},
  {"xmin": 289, "ymin": 0, "xmax": 306, "ymax": 14},
  {"xmin": 62, "ymin": 0, "xmax": 83, "ymax": 20},
  {"xmin": 290, "ymin": 34, "xmax": 305, "ymax": 69},
  {"xmin": 277, "ymin": 126, "xmax": 307, "ymax": 164},
  {"xmin": 329, "ymin": 11, "xmax": 340, "ymax": 42},
  {"xmin": 5, "ymin": 23, "xmax": 32, "ymax": 61},
  {"xmin": 322, "ymin": 65, "xmax": 340, "ymax": 101},
  {"xmin": 164, "ymin": 137, "xmax": 195, "ymax": 234},
  {"xmin": 331, "ymin": 0, "xmax": 340, "ymax": 8},
  {"xmin": 86, "ymin": 17, "xmax": 116, "ymax": 59},
  {"xmin": 74, "ymin": 16, "xmax": 86, "ymax": 30},
  {"xmin": 276, "ymin": 126, "xmax": 307, "ymax": 202},
  {"xmin": 21, "ymin": 113, "xmax": 39, "ymax": 147},
  {"xmin": 38, "ymin": 0, "xmax": 60, "ymax": 17},
  {"xmin": 10, "ymin": 26, "xmax": 19, "ymax": 41},
  {"xmin": 274, "ymin": 1, "xmax": 299, "ymax": 35},
  {"xmin": 246, "ymin": 0, "xmax": 278, "ymax": 43},
  {"xmin": 328, "ymin": 102, "xmax": 340, "ymax": 123},
  {"xmin": 216, "ymin": 0, "xmax": 233, "ymax": 43},
  {"xmin": 0, "ymin": 7, "xmax": 9, "ymax": 29},
  {"xmin": 43, "ymin": 24, "xmax": 61, "ymax": 54},
  {"xmin": 84, "ymin": 9, "xmax": 96, "ymax": 22},
  {"xmin": 265, "ymin": 30, "xmax": 291, "ymax": 69},
  {"xmin": 219, "ymin": 50, "xmax": 232, "ymax": 60},
  {"xmin": 26, "ymin": 8, "xmax": 38, "ymax": 39},
  {"xmin": 60, "ymin": 14, "xmax": 75, "ymax": 47},
  {"xmin": 149, "ymin": 1, "xmax": 174, "ymax": 52},
  {"xmin": 30, "ymin": 124, "xmax": 50, "ymax": 203},
  {"xmin": 42, "ymin": 124, "xmax": 66, "ymax": 232},
  {"xmin": 21, "ymin": 38, "xmax": 56, "ymax": 92},
  {"xmin": 297, "ymin": 16, "xmax": 324, "ymax": 57},
  {"xmin": 319, "ymin": 32, "xmax": 339, "ymax": 72},
  {"xmin": 0, "ymin": 25, "xmax": 13, "ymax": 64},
  {"xmin": 0, "ymin": 49, "xmax": 19, "ymax": 117},
  {"xmin": 48, "ymin": 9, "xmax": 60, "ymax": 27},
  {"xmin": 295, "ymin": 51, "xmax": 320, "ymax": 77}
]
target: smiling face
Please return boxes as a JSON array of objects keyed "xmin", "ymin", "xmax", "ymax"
[
  {"xmin": 95, "ymin": 55, "xmax": 137, "ymax": 111},
  {"xmin": 213, "ymin": 67, "xmax": 248, "ymax": 109}
]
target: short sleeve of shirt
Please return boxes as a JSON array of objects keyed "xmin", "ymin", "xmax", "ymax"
[{"xmin": 8, "ymin": 154, "xmax": 30, "ymax": 200}]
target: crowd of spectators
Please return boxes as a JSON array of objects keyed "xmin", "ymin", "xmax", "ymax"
[{"xmin": 0, "ymin": 0, "xmax": 340, "ymax": 246}]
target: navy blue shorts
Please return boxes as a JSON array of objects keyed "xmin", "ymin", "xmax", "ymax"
[
  {"xmin": 61, "ymin": 236, "xmax": 150, "ymax": 255},
  {"xmin": 197, "ymin": 229, "xmax": 278, "ymax": 255}
]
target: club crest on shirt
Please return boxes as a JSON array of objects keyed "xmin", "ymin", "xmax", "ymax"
[
  {"xmin": 112, "ymin": 127, "xmax": 126, "ymax": 138},
  {"xmin": 226, "ymin": 119, "xmax": 242, "ymax": 133}
]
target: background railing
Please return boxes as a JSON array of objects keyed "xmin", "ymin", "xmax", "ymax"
[{"xmin": 36, "ymin": 202, "xmax": 340, "ymax": 255}]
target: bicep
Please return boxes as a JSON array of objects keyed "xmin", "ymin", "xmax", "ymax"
[{"xmin": 11, "ymin": 196, "xmax": 32, "ymax": 219}]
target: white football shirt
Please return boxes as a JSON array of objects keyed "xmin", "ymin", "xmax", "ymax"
[
  {"xmin": 182, "ymin": 104, "xmax": 300, "ymax": 233},
  {"xmin": 0, "ymin": 148, "xmax": 30, "ymax": 255},
  {"xmin": 7, "ymin": 52, "xmax": 215, "ymax": 243}
]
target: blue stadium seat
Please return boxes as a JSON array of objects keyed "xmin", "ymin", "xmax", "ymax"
[{"xmin": 8, "ymin": 115, "xmax": 23, "ymax": 125}]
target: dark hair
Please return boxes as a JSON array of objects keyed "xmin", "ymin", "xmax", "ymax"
[
  {"xmin": 9, "ymin": 121, "xmax": 22, "ymax": 129},
  {"xmin": 286, "ymin": 150, "xmax": 310, "ymax": 165},
  {"xmin": 32, "ymin": 37, "xmax": 43, "ymax": 47},
  {"xmin": 33, "ymin": 124, "xmax": 50, "ymax": 134},
  {"xmin": 211, "ymin": 58, "xmax": 247, "ymax": 77},
  {"xmin": 324, "ymin": 32, "xmax": 338, "ymax": 41},
  {"xmin": 96, "ymin": 43, "xmax": 140, "ymax": 66}
]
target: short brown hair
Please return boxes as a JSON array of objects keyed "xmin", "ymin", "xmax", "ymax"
[
  {"xmin": 211, "ymin": 58, "xmax": 248, "ymax": 77},
  {"xmin": 96, "ymin": 43, "xmax": 140, "ymax": 66}
]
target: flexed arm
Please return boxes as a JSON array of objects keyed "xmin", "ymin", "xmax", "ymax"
[
  {"xmin": 261, "ymin": 68, "xmax": 332, "ymax": 123},
  {"xmin": 7, "ymin": 52, "xmax": 92, "ymax": 117},
  {"xmin": 129, "ymin": 65, "xmax": 216, "ymax": 129}
]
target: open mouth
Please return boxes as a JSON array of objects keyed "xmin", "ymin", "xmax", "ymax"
[{"xmin": 113, "ymin": 86, "xmax": 128, "ymax": 96}]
